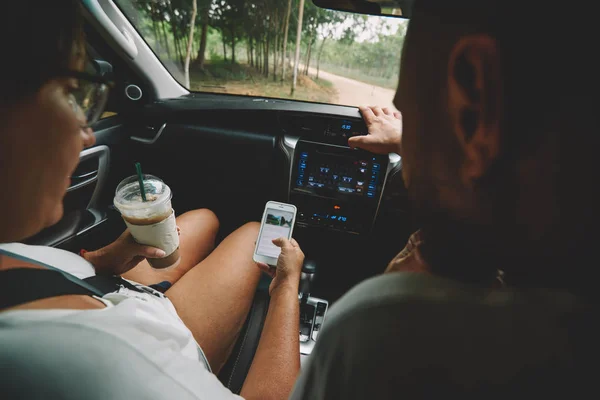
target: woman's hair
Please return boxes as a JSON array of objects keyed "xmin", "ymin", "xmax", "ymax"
[{"xmin": 1, "ymin": 0, "xmax": 85, "ymax": 104}]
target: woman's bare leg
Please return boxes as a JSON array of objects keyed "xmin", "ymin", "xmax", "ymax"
[
  {"xmin": 166, "ymin": 222, "xmax": 262, "ymax": 374},
  {"xmin": 122, "ymin": 209, "xmax": 219, "ymax": 285}
]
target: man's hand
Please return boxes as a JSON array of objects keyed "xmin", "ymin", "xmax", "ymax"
[
  {"xmin": 257, "ymin": 237, "xmax": 305, "ymax": 295},
  {"xmin": 84, "ymin": 228, "xmax": 179, "ymax": 276},
  {"xmin": 348, "ymin": 105, "xmax": 402, "ymax": 155}
]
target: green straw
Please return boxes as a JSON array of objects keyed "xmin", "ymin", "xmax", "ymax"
[{"xmin": 135, "ymin": 162, "xmax": 147, "ymax": 202}]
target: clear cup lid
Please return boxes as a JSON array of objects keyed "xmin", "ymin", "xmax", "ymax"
[{"xmin": 114, "ymin": 174, "xmax": 171, "ymax": 211}]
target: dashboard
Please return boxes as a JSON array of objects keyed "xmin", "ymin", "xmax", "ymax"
[
  {"xmin": 278, "ymin": 114, "xmax": 401, "ymax": 235},
  {"xmin": 130, "ymin": 98, "xmax": 402, "ymax": 237}
]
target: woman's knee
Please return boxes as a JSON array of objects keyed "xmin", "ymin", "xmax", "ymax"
[
  {"xmin": 177, "ymin": 209, "xmax": 220, "ymax": 233},
  {"xmin": 224, "ymin": 221, "xmax": 260, "ymax": 246},
  {"xmin": 238, "ymin": 221, "xmax": 260, "ymax": 235}
]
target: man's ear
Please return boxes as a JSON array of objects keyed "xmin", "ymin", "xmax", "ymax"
[{"xmin": 447, "ymin": 35, "xmax": 503, "ymax": 183}]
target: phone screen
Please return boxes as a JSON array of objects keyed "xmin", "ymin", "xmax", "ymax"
[{"xmin": 256, "ymin": 208, "xmax": 295, "ymax": 259}]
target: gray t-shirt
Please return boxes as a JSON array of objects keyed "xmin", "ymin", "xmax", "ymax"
[{"xmin": 290, "ymin": 272, "xmax": 592, "ymax": 399}]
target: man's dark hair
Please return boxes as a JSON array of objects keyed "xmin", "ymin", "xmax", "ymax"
[
  {"xmin": 406, "ymin": 0, "xmax": 598, "ymax": 296},
  {"xmin": 410, "ymin": 0, "xmax": 597, "ymax": 152},
  {"xmin": 1, "ymin": 0, "xmax": 85, "ymax": 103}
]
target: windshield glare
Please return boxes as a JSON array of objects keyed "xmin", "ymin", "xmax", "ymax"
[{"xmin": 115, "ymin": 0, "xmax": 407, "ymax": 109}]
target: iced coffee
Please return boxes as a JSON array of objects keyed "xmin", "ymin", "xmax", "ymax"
[{"xmin": 114, "ymin": 175, "xmax": 181, "ymax": 269}]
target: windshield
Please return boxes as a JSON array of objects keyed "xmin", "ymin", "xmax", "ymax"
[{"xmin": 115, "ymin": 0, "xmax": 407, "ymax": 109}]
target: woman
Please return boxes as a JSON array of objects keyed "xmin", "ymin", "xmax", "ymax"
[{"xmin": 0, "ymin": 2, "xmax": 303, "ymax": 399}]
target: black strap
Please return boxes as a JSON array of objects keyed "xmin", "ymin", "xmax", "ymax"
[
  {"xmin": 0, "ymin": 269, "xmax": 101, "ymax": 309},
  {"xmin": 84, "ymin": 274, "xmax": 147, "ymax": 294},
  {"xmin": 0, "ymin": 249, "xmax": 155, "ymax": 310},
  {"xmin": 0, "ymin": 249, "xmax": 104, "ymax": 297},
  {"xmin": 0, "ymin": 267, "xmax": 162, "ymax": 310}
]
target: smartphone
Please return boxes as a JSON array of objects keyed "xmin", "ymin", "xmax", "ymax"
[{"xmin": 253, "ymin": 201, "xmax": 298, "ymax": 266}]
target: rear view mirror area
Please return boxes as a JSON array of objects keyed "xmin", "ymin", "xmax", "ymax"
[
  {"xmin": 312, "ymin": 0, "xmax": 413, "ymax": 18},
  {"xmin": 89, "ymin": 59, "xmax": 114, "ymax": 80}
]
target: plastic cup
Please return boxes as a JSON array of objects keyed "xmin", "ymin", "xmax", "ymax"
[{"xmin": 114, "ymin": 175, "xmax": 181, "ymax": 269}]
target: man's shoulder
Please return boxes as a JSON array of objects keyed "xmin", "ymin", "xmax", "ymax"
[
  {"xmin": 325, "ymin": 272, "xmax": 469, "ymax": 325},
  {"xmin": 291, "ymin": 273, "xmax": 588, "ymax": 400},
  {"xmin": 318, "ymin": 272, "xmax": 584, "ymax": 362},
  {"xmin": 326, "ymin": 272, "xmax": 580, "ymax": 327}
]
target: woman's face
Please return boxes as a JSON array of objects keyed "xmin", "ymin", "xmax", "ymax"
[{"xmin": 0, "ymin": 77, "xmax": 96, "ymax": 242}]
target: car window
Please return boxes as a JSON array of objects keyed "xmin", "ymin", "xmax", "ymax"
[
  {"xmin": 85, "ymin": 46, "xmax": 119, "ymax": 120},
  {"xmin": 114, "ymin": 0, "xmax": 407, "ymax": 109}
]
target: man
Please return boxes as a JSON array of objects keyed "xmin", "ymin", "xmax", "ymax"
[{"xmin": 291, "ymin": 0, "xmax": 598, "ymax": 398}]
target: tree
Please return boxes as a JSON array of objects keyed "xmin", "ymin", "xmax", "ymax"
[
  {"xmin": 291, "ymin": 0, "xmax": 305, "ymax": 95},
  {"xmin": 316, "ymin": 12, "xmax": 345, "ymax": 79},
  {"xmin": 183, "ymin": 0, "xmax": 197, "ymax": 87},
  {"xmin": 316, "ymin": 30, "xmax": 331, "ymax": 80},
  {"xmin": 194, "ymin": 0, "xmax": 211, "ymax": 69},
  {"xmin": 210, "ymin": 0, "xmax": 245, "ymax": 64},
  {"xmin": 298, "ymin": 6, "xmax": 337, "ymax": 76},
  {"xmin": 209, "ymin": 1, "xmax": 229, "ymax": 61},
  {"xmin": 167, "ymin": 0, "xmax": 185, "ymax": 67},
  {"xmin": 280, "ymin": 0, "xmax": 293, "ymax": 81}
]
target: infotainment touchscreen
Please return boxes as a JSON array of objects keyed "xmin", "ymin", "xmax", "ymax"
[{"xmin": 292, "ymin": 143, "xmax": 388, "ymax": 201}]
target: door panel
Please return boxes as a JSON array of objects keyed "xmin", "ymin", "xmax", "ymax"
[
  {"xmin": 126, "ymin": 122, "xmax": 280, "ymax": 236},
  {"xmin": 67, "ymin": 145, "xmax": 110, "ymax": 210}
]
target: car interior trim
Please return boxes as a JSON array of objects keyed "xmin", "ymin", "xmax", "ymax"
[
  {"xmin": 130, "ymin": 122, "xmax": 168, "ymax": 145},
  {"xmin": 70, "ymin": 145, "xmax": 111, "ymax": 210}
]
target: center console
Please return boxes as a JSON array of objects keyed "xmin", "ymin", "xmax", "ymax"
[
  {"xmin": 286, "ymin": 138, "xmax": 394, "ymax": 235},
  {"xmin": 281, "ymin": 115, "xmax": 402, "ymax": 360}
]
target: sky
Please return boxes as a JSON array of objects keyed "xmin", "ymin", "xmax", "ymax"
[{"xmin": 328, "ymin": 15, "xmax": 408, "ymax": 43}]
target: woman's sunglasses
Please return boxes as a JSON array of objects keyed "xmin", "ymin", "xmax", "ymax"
[{"xmin": 61, "ymin": 70, "xmax": 114, "ymax": 126}]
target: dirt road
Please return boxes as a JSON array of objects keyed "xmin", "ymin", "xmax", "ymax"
[{"xmin": 306, "ymin": 66, "xmax": 398, "ymax": 111}]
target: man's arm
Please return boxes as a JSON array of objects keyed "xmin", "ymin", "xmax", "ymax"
[
  {"xmin": 348, "ymin": 105, "xmax": 402, "ymax": 155},
  {"xmin": 384, "ymin": 230, "xmax": 430, "ymax": 274},
  {"xmin": 240, "ymin": 237, "xmax": 304, "ymax": 400}
]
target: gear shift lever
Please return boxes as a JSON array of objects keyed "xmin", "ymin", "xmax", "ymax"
[
  {"xmin": 299, "ymin": 260, "xmax": 317, "ymax": 304},
  {"xmin": 297, "ymin": 260, "xmax": 328, "ymax": 349},
  {"xmin": 298, "ymin": 260, "xmax": 317, "ymax": 343}
]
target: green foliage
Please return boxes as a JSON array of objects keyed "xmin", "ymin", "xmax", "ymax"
[
  {"xmin": 188, "ymin": 60, "xmax": 337, "ymax": 104},
  {"xmin": 116, "ymin": 0, "xmax": 406, "ymax": 95},
  {"xmin": 199, "ymin": 59, "xmax": 252, "ymax": 80}
]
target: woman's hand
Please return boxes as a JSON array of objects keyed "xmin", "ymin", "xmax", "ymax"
[
  {"xmin": 84, "ymin": 227, "xmax": 180, "ymax": 276},
  {"xmin": 257, "ymin": 237, "xmax": 305, "ymax": 295},
  {"xmin": 348, "ymin": 105, "xmax": 402, "ymax": 155}
]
